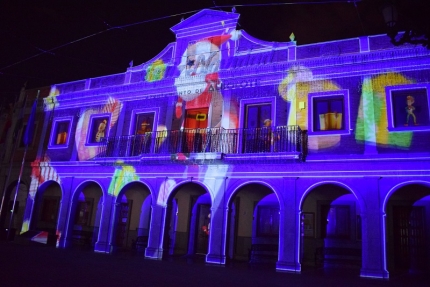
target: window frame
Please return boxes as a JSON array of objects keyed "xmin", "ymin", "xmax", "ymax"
[
  {"xmin": 129, "ymin": 108, "xmax": 159, "ymax": 136},
  {"xmin": 385, "ymin": 84, "xmax": 430, "ymax": 132},
  {"xmin": 86, "ymin": 113, "xmax": 111, "ymax": 146},
  {"xmin": 238, "ymin": 96, "xmax": 276, "ymax": 153},
  {"xmin": 308, "ymin": 90, "xmax": 350, "ymax": 136},
  {"xmin": 48, "ymin": 116, "xmax": 73, "ymax": 149}
]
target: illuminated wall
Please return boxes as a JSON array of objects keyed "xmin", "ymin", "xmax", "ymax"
[{"xmin": 19, "ymin": 9, "xmax": 430, "ymax": 279}]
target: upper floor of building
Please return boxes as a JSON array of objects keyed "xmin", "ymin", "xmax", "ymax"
[{"xmin": 26, "ymin": 9, "xmax": 429, "ymax": 164}]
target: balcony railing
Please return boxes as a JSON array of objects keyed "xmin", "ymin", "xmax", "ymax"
[{"xmin": 95, "ymin": 126, "xmax": 307, "ymax": 161}]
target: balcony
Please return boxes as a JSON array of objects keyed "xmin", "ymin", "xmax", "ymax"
[{"xmin": 95, "ymin": 126, "xmax": 307, "ymax": 163}]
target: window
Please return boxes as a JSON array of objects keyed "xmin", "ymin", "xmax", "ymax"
[
  {"xmin": 86, "ymin": 114, "xmax": 110, "ymax": 145},
  {"xmin": 48, "ymin": 117, "xmax": 73, "ymax": 149},
  {"xmin": 131, "ymin": 112, "xmax": 155, "ymax": 155},
  {"xmin": 129, "ymin": 108, "xmax": 159, "ymax": 135},
  {"xmin": 308, "ymin": 90, "xmax": 350, "ymax": 136},
  {"xmin": 129, "ymin": 109, "xmax": 158, "ymax": 156},
  {"xmin": 257, "ymin": 206, "xmax": 279, "ymax": 237},
  {"xmin": 134, "ymin": 113, "xmax": 154, "ymax": 135},
  {"xmin": 243, "ymin": 103, "xmax": 272, "ymax": 153},
  {"xmin": 386, "ymin": 84, "xmax": 430, "ymax": 132},
  {"xmin": 245, "ymin": 103, "xmax": 272, "ymax": 129},
  {"xmin": 239, "ymin": 97, "xmax": 276, "ymax": 153}
]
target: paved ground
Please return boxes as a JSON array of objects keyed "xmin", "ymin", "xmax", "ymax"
[{"xmin": 0, "ymin": 241, "xmax": 429, "ymax": 287}]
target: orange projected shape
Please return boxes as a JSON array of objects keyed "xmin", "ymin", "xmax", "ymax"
[
  {"xmin": 319, "ymin": 113, "xmax": 342, "ymax": 130},
  {"xmin": 185, "ymin": 108, "xmax": 208, "ymax": 129},
  {"xmin": 56, "ymin": 132, "xmax": 67, "ymax": 145}
]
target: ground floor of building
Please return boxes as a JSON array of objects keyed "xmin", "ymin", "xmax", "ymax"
[{"xmin": 2, "ymin": 159, "xmax": 430, "ymax": 279}]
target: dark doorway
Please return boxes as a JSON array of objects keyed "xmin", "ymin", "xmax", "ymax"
[
  {"xmin": 393, "ymin": 206, "xmax": 426, "ymax": 271},
  {"xmin": 163, "ymin": 183, "xmax": 209, "ymax": 258},
  {"xmin": 195, "ymin": 204, "xmax": 210, "ymax": 254},
  {"xmin": 115, "ymin": 200, "xmax": 132, "ymax": 247}
]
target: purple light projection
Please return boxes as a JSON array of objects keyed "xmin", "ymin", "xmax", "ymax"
[{"xmin": 19, "ymin": 9, "xmax": 430, "ymax": 281}]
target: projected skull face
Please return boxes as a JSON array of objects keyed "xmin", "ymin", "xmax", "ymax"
[{"xmin": 174, "ymin": 35, "xmax": 232, "ymax": 127}]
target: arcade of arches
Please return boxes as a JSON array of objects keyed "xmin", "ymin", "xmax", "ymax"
[{"xmin": 11, "ymin": 176, "xmax": 430, "ymax": 278}]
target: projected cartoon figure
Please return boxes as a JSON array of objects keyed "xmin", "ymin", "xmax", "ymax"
[
  {"xmin": 405, "ymin": 95, "xmax": 418, "ymax": 126},
  {"xmin": 174, "ymin": 30, "xmax": 241, "ymax": 129},
  {"xmin": 145, "ymin": 59, "xmax": 166, "ymax": 82},
  {"xmin": 75, "ymin": 97, "xmax": 122, "ymax": 161},
  {"xmin": 95, "ymin": 119, "xmax": 107, "ymax": 142},
  {"xmin": 278, "ymin": 65, "xmax": 343, "ymax": 150}
]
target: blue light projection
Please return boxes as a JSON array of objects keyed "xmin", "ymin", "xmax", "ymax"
[{"xmin": 18, "ymin": 9, "xmax": 430, "ymax": 280}]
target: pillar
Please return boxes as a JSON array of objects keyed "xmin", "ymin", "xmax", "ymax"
[
  {"xmin": 205, "ymin": 177, "xmax": 227, "ymax": 264},
  {"xmin": 360, "ymin": 177, "xmax": 389, "ymax": 279},
  {"xmin": 94, "ymin": 192, "xmax": 115, "ymax": 253},
  {"xmin": 145, "ymin": 177, "xmax": 169, "ymax": 260},
  {"xmin": 276, "ymin": 177, "xmax": 301, "ymax": 272},
  {"xmin": 145, "ymin": 203, "xmax": 166, "ymax": 260},
  {"xmin": 57, "ymin": 177, "xmax": 74, "ymax": 248}
]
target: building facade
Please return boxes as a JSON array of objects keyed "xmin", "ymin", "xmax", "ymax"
[
  {"xmin": 0, "ymin": 86, "xmax": 48, "ymax": 240},
  {"xmin": 18, "ymin": 9, "xmax": 430, "ymax": 279}
]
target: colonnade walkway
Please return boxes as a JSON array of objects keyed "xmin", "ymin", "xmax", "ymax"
[{"xmin": 0, "ymin": 241, "xmax": 428, "ymax": 287}]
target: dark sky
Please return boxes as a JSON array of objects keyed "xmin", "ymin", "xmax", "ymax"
[{"xmin": 1, "ymin": 0, "xmax": 388, "ymax": 105}]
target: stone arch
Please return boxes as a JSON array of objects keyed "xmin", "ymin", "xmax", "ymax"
[
  {"xmin": 66, "ymin": 180, "xmax": 104, "ymax": 248},
  {"xmin": 383, "ymin": 181, "xmax": 430, "ymax": 273},
  {"xmin": 111, "ymin": 181, "xmax": 152, "ymax": 250},
  {"xmin": 171, "ymin": 179, "xmax": 213, "ymax": 202},
  {"xmin": 31, "ymin": 180, "xmax": 63, "ymax": 233},
  {"xmin": 299, "ymin": 181, "xmax": 362, "ymax": 269},
  {"xmin": 162, "ymin": 180, "xmax": 212, "ymax": 258},
  {"xmin": 382, "ymin": 180, "xmax": 430, "ymax": 213},
  {"xmin": 225, "ymin": 181, "xmax": 280, "ymax": 263},
  {"xmin": 227, "ymin": 179, "xmax": 284, "ymax": 210},
  {"xmin": 157, "ymin": 178, "xmax": 213, "ymax": 208},
  {"xmin": 299, "ymin": 180, "xmax": 363, "ymax": 213}
]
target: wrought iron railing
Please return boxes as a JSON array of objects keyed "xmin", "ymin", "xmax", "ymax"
[{"xmin": 96, "ymin": 126, "xmax": 307, "ymax": 160}]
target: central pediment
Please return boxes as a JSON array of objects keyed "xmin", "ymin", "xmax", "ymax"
[{"xmin": 171, "ymin": 9, "xmax": 239, "ymax": 38}]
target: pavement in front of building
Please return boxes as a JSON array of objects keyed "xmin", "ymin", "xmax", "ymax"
[{"xmin": 0, "ymin": 240, "xmax": 428, "ymax": 287}]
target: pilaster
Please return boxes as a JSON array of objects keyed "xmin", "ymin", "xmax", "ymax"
[
  {"xmin": 276, "ymin": 177, "xmax": 301, "ymax": 273},
  {"xmin": 94, "ymin": 193, "xmax": 115, "ymax": 253},
  {"xmin": 360, "ymin": 177, "xmax": 389, "ymax": 279}
]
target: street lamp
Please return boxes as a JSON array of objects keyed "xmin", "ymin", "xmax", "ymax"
[{"xmin": 381, "ymin": 1, "xmax": 429, "ymax": 48}]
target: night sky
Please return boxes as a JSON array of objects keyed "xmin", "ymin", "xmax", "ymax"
[{"xmin": 1, "ymin": 0, "xmax": 389, "ymax": 105}]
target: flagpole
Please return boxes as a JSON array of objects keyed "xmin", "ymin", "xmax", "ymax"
[{"xmin": 7, "ymin": 90, "xmax": 39, "ymax": 240}]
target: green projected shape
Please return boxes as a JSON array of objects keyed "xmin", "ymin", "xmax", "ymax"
[{"xmin": 108, "ymin": 162, "xmax": 139, "ymax": 197}]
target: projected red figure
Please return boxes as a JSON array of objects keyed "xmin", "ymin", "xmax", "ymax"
[{"xmin": 175, "ymin": 31, "xmax": 240, "ymax": 129}]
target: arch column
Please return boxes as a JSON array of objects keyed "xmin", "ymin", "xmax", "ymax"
[
  {"xmin": 360, "ymin": 177, "xmax": 389, "ymax": 279},
  {"xmin": 21, "ymin": 177, "xmax": 38, "ymax": 234},
  {"xmin": 145, "ymin": 202, "xmax": 166, "ymax": 259},
  {"xmin": 57, "ymin": 177, "xmax": 74, "ymax": 248},
  {"xmin": 145, "ymin": 177, "xmax": 168, "ymax": 260},
  {"xmin": 205, "ymin": 177, "xmax": 227, "ymax": 264},
  {"xmin": 94, "ymin": 193, "xmax": 115, "ymax": 253},
  {"xmin": 277, "ymin": 177, "xmax": 301, "ymax": 272}
]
